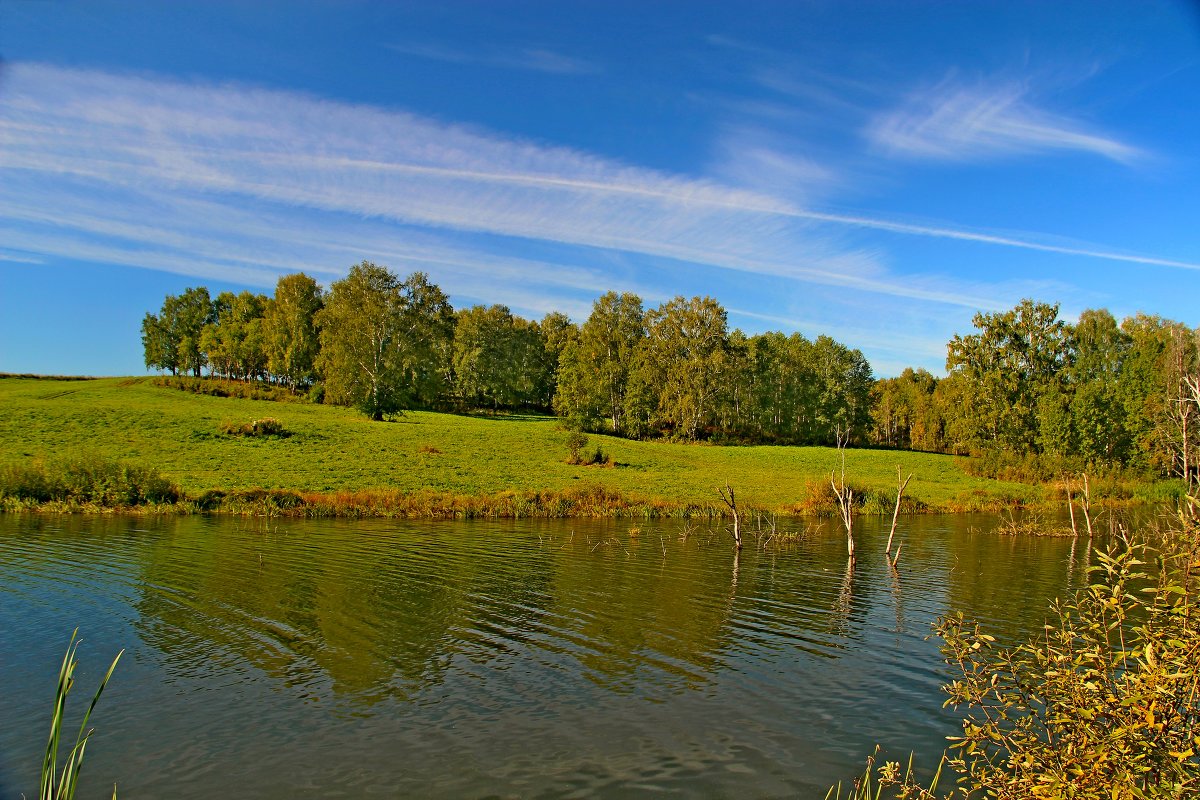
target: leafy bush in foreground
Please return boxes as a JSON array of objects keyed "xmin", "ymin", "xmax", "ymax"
[{"xmin": 833, "ymin": 510, "xmax": 1200, "ymax": 799}]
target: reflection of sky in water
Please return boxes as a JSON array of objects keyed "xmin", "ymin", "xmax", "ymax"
[{"xmin": 0, "ymin": 514, "xmax": 1085, "ymax": 798}]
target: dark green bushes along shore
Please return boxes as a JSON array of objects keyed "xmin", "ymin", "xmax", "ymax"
[{"xmin": 0, "ymin": 455, "xmax": 181, "ymax": 509}]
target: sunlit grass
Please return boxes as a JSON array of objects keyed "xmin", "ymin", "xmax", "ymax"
[{"xmin": 0, "ymin": 376, "xmax": 1045, "ymax": 513}]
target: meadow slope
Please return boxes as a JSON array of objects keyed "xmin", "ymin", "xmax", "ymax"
[{"xmin": 0, "ymin": 376, "xmax": 1041, "ymax": 512}]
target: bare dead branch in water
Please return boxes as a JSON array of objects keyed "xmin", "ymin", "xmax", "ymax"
[
  {"xmin": 830, "ymin": 427, "xmax": 855, "ymax": 559},
  {"xmin": 717, "ymin": 484, "xmax": 742, "ymax": 550},
  {"xmin": 885, "ymin": 465, "xmax": 913, "ymax": 568}
]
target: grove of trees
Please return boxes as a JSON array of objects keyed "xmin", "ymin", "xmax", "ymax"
[
  {"xmin": 870, "ymin": 301, "xmax": 1199, "ymax": 482},
  {"xmin": 141, "ymin": 262, "xmax": 1200, "ymax": 480}
]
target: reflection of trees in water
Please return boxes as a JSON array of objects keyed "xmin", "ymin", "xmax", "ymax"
[
  {"xmin": 131, "ymin": 520, "xmax": 749, "ymax": 704},
  {"xmin": 539, "ymin": 530, "xmax": 737, "ymax": 690},
  {"xmin": 127, "ymin": 516, "xmax": 1068, "ymax": 709},
  {"xmin": 943, "ymin": 529, "xmax": 1077, "ymax": 644},
  {"xmin": 132, "ymin": 519, "xmax": 551, "ymax": 704}
]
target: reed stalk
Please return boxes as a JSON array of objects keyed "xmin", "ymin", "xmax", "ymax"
[{"xmin": 41, "ymin": 630, "xmax": 122, "ymax": 800}]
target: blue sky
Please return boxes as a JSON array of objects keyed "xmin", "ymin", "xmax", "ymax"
[{"xmin": 2, "ymin": 1, "xmax": 1198, "ymax": 377}]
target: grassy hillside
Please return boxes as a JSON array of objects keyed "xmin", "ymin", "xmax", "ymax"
[{"xmin": 0, "ymin": 376, "xmax": 1042, "ymax": 513}]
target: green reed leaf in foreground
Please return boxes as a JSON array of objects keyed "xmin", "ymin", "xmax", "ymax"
[{"xmin": 40, "ymin": 630, "xmax": 122, "ymax": 800}]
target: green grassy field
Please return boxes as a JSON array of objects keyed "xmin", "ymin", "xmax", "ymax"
[{"xmin": 0, "ymin": 376, "xmax": 1044, "ymax": 513}]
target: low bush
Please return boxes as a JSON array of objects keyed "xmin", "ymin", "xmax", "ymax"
[
  {"xmin": 791, "ymin": 479, "xmax": 869, "ymax": 516},
  {"xmin": 220, "ymin": 488, "xmax": 306, "ymax": 512},
  {"xmin": 564, "ymin": 431, "xmax": 589, "ymax": 463},
  {"xmin": 220, "ymin": 418, "xmax": 289, "ymax": 438},
  {"xmin": 563, "ymin": 431, "xmax": 612, "ymax": 466},
  {"xmin": 0, "ymin": 463, "xmax": 57, "ymax": 503}
]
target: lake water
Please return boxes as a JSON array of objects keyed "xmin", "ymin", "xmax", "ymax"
[{"xmin": 0, "ymin": 513, "xmax": 1093, "ymax": 797}]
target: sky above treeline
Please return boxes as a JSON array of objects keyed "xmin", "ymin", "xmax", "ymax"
[{"xmin": 2, "ymin": 1, "xmax": 1198, "ymax": 377}]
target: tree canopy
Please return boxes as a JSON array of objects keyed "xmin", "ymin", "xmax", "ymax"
[
  {"xmin": 138, "ymin": 273, "xmax": 1199, "ymax": 478},
  {"xmin": 316, "ymin": 262, "xmax": 453, "ymax": 421}
]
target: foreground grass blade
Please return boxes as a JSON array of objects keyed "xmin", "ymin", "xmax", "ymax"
[{"xmin": 39, "ymin": 630, "xmax": 123, "ymax": 800}]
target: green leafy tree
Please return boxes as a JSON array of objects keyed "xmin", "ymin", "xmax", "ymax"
[
  {"xmin": 810, "ymin": 335, "xmax": 874, "ymax": 444},
  {"xmin": 201, "ymin": 291, "xmax": 268, "ymax": 380},
  {"xmin": 397, "ymin": 271, "xmax": 456, "ymax": 407},
  {"xmin": 263, "ymin": 272, "xmax": 323, "ymax": 390},
  {"xmin": 629, "ymin": 296, "xmax": 729, "ymax": 440},
  {"xmin": 509, "ymin": 316, "xmax": 548, "ymax": 408},
  {"xmin": 933, "ymin": 372, "xmax": 977, "ymax": 456},
  {"xmin": 870, "ymin": 368, "xmax": 942, "ymax": 451},
  {"xmin": 453, "ymin": 305, "xmax": 541, "ymax": 410},
  {"xmin": 141, "ymin": 312, "xmax": 179, "ymax": 375},
  {"xmin": 1068, "ymin": 308, "xmax": 1132, "ymax": 465},
  {"xmin": 1120, "ymin": 315, "xmax": 1200, "ymax": 480},
  {"xmin": 554, "ymin": 292, "xmax": 645, "ymax": 434},
  {"xmin": 316, "ymin": 263, "xmax": 453, "ymax": 420},
  {"xmin": 946, "ymin": 299, "xmax": 1072, "ymax": 454},
  {"xmin": 172, "ymin": 287, "xmax": 216, "ymax": 378},
  {"xmin": 747, "ymin": 332, "xmax": 803, "ymax": 442},
  {"xmin": 718, "ymin": 329, "xmax": 752, "ymax": 437},
  {"xmin": 142, "ymin": 287, "xmax": 214, "ymax": 377},
  {"xmin": 535, "ymin": 312, "xmax": 577, "ymax": 409}
]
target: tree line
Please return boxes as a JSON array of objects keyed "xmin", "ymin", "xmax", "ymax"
[
  {"xmin": 142, "ymin": 261, "xmax": 1200, "ymax": 480},
  {"xmin": 873, "ymin": 300, "xmax": 1199, "ymax": 481}
]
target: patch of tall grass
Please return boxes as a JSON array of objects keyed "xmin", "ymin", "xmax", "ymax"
[
  {"xmin": 196, "ymin": 483, "xmax": 719, "ymax": 519},
  {"xmin": 787, "ymin": 479, "xmax": 929, "ymax": 516},
  {"xmin": 218, "ymin": 417, "xmax": 289, "ymax": 437},
  {"xmin": 0, "ymin": 455, "xmax": 181, "ymax": 508}
]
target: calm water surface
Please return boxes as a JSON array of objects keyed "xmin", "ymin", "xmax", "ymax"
[{"xmin": 0, "ymin": 514, "xmax": 1092, "ymax": 797}]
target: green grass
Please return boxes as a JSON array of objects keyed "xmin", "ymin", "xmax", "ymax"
[{"xmin": 0, "ymin": 376, "xmax": 1050, "ymax": 513}]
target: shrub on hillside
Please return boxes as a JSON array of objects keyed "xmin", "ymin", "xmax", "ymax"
[
  {"xmin": 564, "ymin": 431, "xmax": 612, "ymax": 466},
  {"xmin": 564, "ymin": 431, "xmax": 589, "ymax": 464},
  {"xmin": 220, "ymin": 418, "xmax": 289, "ymax": 438},
  {"xmin": 153, "ymin": 376, "xmax": 302, "ymax": 403}
]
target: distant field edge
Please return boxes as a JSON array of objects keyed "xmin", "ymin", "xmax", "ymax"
[
  {"xmin": 0, "ymin": 483, "xmax": 1168, "ymax": 521},
  {"xmin": 0, "ymin": 375, "xmax": 1181, "ymax": 521}
]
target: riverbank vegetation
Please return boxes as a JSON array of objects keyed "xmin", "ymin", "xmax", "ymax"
[
  {"xmin": 0, "ymin": 376, "xmax": 1104, "ymax": 516},
  {"xmin": 137, "ymin": 264, "xmax": 1198, "ymax": 486},
  {"xmin": 0, "ymin": 453, "xmax": 182, "ymax": 512},
  {"xmin": 834, "ymin": 359, "xmax": 1200, "ymax": 800},
  {"xmin": 832, "ymin": 502, "xmax": 1200, "ymax": 798}
]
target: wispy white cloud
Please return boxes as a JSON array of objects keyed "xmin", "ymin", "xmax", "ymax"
[
  {"xmin": 0, "ymin": 61, "xmax": 1191, "ymax": 338},
  {"xmin": 0, "ymin": 62, "xmax": 931, "ymax": 304},
  {"xmin": 866, "ymin": 78, "xmax": 1142, "ymax": 165},
  {"xmin": 385, "ymin": 41, "xmax": 599, "ymax": 75},
  {"xmin": 0, "ymin": 250, "xmax": 43, "ymax": 264},
  {"xmin": 709, "ymin": 124, "xmax": 840, "ymax": 204}
]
